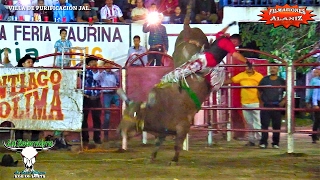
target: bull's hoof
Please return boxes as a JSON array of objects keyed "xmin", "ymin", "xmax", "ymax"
[
  {"xmin": 116, "ymin": 148, "xmax": 126, "ymax": 153},
  {"xmin": 167, "ymin": 161, "xmax": 178, "ymax": 166}
]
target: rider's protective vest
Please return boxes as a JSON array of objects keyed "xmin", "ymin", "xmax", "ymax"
[{"xmin": 206, "ymin": 36, "xmax": 229, "ymax": 64}]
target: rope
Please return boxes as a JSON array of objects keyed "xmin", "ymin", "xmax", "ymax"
[{"xmin": 180, "ymin": 81, "xmax": 202, "ymax": 111}]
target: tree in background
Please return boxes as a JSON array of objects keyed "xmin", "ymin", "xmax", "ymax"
[{"xmin": 239, "ymin": 22, "xmax": 320, "ymax": 73}]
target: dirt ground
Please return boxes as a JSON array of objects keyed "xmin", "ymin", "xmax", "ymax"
[{"xmin": 0, "ymin": 130, "xmax": 319, "ymax": 180}]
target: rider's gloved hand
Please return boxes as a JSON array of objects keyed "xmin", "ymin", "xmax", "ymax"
[{"xmin": 228, "ymin": 21, "xmax": 237, "ymax": 27}]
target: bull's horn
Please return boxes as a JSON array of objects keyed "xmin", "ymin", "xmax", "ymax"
[
  {"xmin": 2, "ymin": 141, "xmax": 23, "ymax": 151},
  {"xmin": 116, "ymin": 88, "xmax": 131, "ymax": 104}
]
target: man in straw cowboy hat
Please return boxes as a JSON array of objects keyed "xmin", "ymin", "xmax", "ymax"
[{"xmin": 93, "ymin": 59, "xmax": 120, "ymax": 142}]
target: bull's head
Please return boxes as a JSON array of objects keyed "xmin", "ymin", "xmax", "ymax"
[
  {"xmin": 3, "ymin": 141, "xmax": 55, "ymax": 172},
  {"xmin": 116, "ymin": 89, "xmax": 147, "ymax": 134},
  {"xmin": 21, "ymin": 147, "xmax": 38, "ymax": 172}
]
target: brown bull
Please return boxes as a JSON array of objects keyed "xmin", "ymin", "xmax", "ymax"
[{"xmin": 116, "ymin": 68, "xmax": 224, "ymax": 164}]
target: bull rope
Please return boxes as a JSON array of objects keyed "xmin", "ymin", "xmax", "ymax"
[{"xmin": 155, "ymin": 53, "xmax": 225, "ymax": 111}]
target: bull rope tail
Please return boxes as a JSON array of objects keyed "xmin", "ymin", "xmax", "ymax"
[{"xmin": 180, "ymin": 81, "xmax": 202, "ymax": 111}]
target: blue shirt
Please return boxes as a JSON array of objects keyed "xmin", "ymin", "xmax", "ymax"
[
  {"xmin": 312, "ymin": 77, "xmax": 320, "ymax": 106},
  {"xmin": 127, "ymin": 46, "xmax": 148, "ymax": 66},
  {"xmin": 54, "ymin": 39, "xmax": 72, "ymax": 66},
  {"xmin": 306, "ymin": 77, "xmax": 320, "ymax": 103},
  {"xmin": 54, "ymin": 39, "xmax": 72, "ymax": 53},
  {"xmin": 80, "ymin": 69, "xmax": 101, "ymax": 97},
  {"xmin": 53, "ymin": 3, "xmax": 75, "ymax": 22},
  {"xmin": 93, "ymin": 70, "xmax": 119, "ymax": 92},
  {"xmin": 143, "ymin": 23, "xmax": 169, "ymax": 51}
]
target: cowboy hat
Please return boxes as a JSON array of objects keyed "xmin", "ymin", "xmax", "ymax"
[
  {"xmin": 0, "ymin": 154, "xmax": 18, "ymax": 167},
  {"xmin": 17, "ymin": 54, "xmax": 37, "ymax": 67}
]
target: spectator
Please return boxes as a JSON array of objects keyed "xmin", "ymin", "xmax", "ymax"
[
  {"xmin": 69, "ymin": 0, "xmax": 84, "ymax": 8},
  {"xmin": 53, "ymin": 0, "xmax": 75, "ymax": 22},
  {"xmin": 170, "ymin": 6, "xmax": 184, "ymax": 24},
  {"xmin": 131, "ymin": 0, "xmax": 148, "ymax": 23},
  {"xmin": 34, "ymin": 0, "xmax": 54, "ymax": 21},
  {"xmin": 54, "ymin": 29, "xmax": 72, "ymax": 67},
  {"xmin": 93, "ymin": 60, "xmax": 120, "ymax": 142},
  {"xmin": 144, "ymin": 0, "xmax": 158, "ymax": 8},
  {"xmin": 0, "ymin": 1, "xmax": 9, "ymax": 20},
  {"xmin": 179, "ymin": 0, "xmax": 195, "ymax": 23},
  {"xmin": 194, "ymin": 0, "xmax": 218, "ymax": 24},
  {"xmin": 143, "ymin": 9, "xmax": 168, "ymax": 66},
  {"xmin": 77, "ymin": 1, "xmax": 98, "ymax": 25},
  {"xmin": 69, "ymin": 0, "xmax": 84, "ymax": 17},
  {"xmin": 148, "ymin": 2, "xmax": 158, "ymax": 12},
  {"xmin": 159, "ymin": 0, "xmax": 178, "ymax": 17},
  {"xmin": 258, "ymin": 63, "xmax": 286, "ymax": 149},
  {"xmin": 311, "ymin": 71, "xmax": 320, "ymax": 144},
  {"xmin": 79, "ymin": 57, "xmax": 102, "ymax": 145},
  {"xmin": 100, "ymin": 0, "xmax": 126, "ymax": 23},
  {"xmin": 306, "ymin": 69, "xmax": 320, "ymax": 110},
  {"xmin": 113, "ymin": 0, "xmax": 129, "ymax": 19},
  {"xmin": 127, "ymin": 35, "xmax": 148, "ymax": 66},
  {"xmin": 224, "ymin": 64, "xmax": 263, "ymax": 146},
  {"xmin": 12, "ymin": 0, "xmax": 34, "ymax": 20}
]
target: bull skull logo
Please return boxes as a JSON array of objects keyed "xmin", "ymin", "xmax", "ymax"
[{"xmin": 3, "ymin": 142, "xmax": 53, "ymax": 172}]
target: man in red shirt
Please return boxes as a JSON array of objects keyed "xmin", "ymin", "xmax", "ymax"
[
  {"xmin": 161, "ymin": 21, "xmax": 251, "ymax": 87},
  {"xmin": 188, "ymin": 21, "xmax": 249, "ymax": 69}
]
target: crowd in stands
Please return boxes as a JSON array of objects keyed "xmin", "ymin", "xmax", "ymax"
[{"xmin": 0, "ymin": 0, "xmax": 222, "ymax": 24}]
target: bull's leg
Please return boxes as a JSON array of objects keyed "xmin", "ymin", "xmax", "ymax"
[
  {"xmin": 169, "ymin": 125, "xmax": 189, "ymax": 165},
  {"xmin": 150, "ymin": 135, "xmax": 166, "ymax": 162},
  {"xmin": 121, "ymin": 130, "xmax": 128, "ymax": 150}
]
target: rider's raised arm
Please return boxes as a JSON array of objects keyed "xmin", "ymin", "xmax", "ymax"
[{"xmin": 217, "ymin": 21, "xmax": 237, "ymax": 36}]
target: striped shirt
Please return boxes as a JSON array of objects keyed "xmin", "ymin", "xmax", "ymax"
[
  {"xmin": 82, "ymin": 69, "xmax": 101, "ymax": 97},
  {"xmin": 143, "ymin": 23, "xmax": 169, "ymax": 51},
  {"xmin": 100, "ymin": 5, "xmax": 123, "ymax": 20}
]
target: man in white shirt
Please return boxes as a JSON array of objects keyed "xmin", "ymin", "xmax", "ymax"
[
  {"xmin": 100, "ymin": 0, "xmax": 125, "ymax": 23},
  {"xmin": 131, "ymin": 0, "xmax": 148, "ymax": 23},
  {"xmin": 12, "ymin": 0, "xmax": 33, "ymax": 19},
  {"xmin": 127, "ymin": 35, "xmax": 147, "ymax": 66}
]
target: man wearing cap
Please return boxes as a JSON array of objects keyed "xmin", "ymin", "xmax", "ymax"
[
  {"xmin": 79, "ymin": 57, "xmax": 102, "ymax": 144},
  {"xmin": 92, "ymin": 60, "xmax": 119, "ymax": 142}
]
